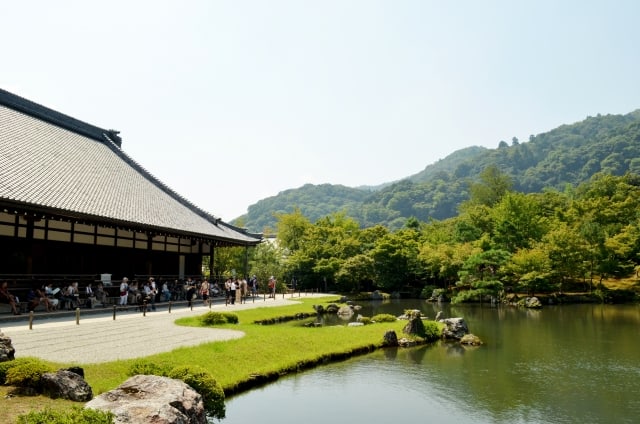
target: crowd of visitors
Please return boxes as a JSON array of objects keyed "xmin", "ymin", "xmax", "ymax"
[{"xmin": 1, "ymin": 274, "xmax": 275, "ymax": 315}]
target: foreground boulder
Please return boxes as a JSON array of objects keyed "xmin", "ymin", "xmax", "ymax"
[
  {"xmin": 85, "ymin": 374, "xmax": 206, "ymax": 424},
  {"xmin": 42, "ymin": 369, "xmax": 92, "ymax": 401},
  {"xmin": 0, "ymin": 330, "xmax": 15, "ymax": 362}
]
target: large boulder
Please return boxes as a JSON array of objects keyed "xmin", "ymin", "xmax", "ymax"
[
  {"xmin": 337, "ymin": 305, "xmax": 354, "ymax": 317},
  {"xmin": 382, "ymin": 330, "xmax": 399, "ymax": 347},
  {"xmin": 41, "ymin": 369, "xmax": 92, "ymax": 401},
  {"xmin": 85, "ymin": 374, "xmax": 206, "ymax": 424},
  {"xmin": 0, "ymin": 330, "xmax": 15, "ymax": 362},
  {"xmin": 402, "ymin": 310, "xmax": 426, "ymax": 336},
  {"xmin": 438, "ymin": 317, "xmax": 469, "ymax": 340}
]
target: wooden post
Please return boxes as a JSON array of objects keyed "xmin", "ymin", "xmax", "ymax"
[
  {"xmin": 29, "ymin": 311, "xmax": 34, "ymax": 330},
  {"xmin": 75, "ymin": 307, "xmax": 80, "ymax": 325},
  {"xmin": 113, "ymin": 305, "xmax": 116, "ymax": 320}
]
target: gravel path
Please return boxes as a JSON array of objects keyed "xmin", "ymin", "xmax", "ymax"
[{"xmin": 1, "ymin": 294, "xmax": 326, "ymax": 364}]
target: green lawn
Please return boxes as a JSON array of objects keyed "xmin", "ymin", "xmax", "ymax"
[{"xmin": 80, "ymin": 296, "xmax": 427, "ymax": 395}]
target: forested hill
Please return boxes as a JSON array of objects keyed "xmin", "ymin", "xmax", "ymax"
[{"xmin": 235, "ymin": 110, "xmax": 640, "ymax": 233}]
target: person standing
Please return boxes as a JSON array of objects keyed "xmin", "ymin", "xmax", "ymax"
[
  {"xmin": 200, "ymin": 279, "xmax": 210, "ymax": 305},
  {"xmin": 224, "ymin": 278, "xmax": 231, "ymax": 305},
  {"xmin": 230, "ymin": 279, "xmax": 237, "ymax": 305},
  {"xmin": 268, "ymin": 276, "xmax": 276, "ymax": 298},
  {"xmin": 119, "ymin": 277, "xmax": 129, "ymax": 306},
  {"xmin": 249, "ymin": 275, "xmax": 258, "ymax": 298},
  {"xmin": 148, "ymin": 277, "xmax": 157, "ymax": 311},
  {"xmin": 186, "ymin": 278, "xmax": 196, "ymax": 308}
]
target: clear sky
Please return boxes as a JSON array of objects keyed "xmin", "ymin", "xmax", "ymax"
[{"xmin": 3, "ymin": 1, "xmax": 639, "ymax": 221}]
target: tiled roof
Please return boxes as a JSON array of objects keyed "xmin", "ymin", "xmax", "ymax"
[{"xmin": 0, "ymin": 90, "xmax": 260, "ymax": 245}]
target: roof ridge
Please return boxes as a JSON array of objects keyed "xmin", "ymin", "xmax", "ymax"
[{"xmin": 0, "ymin": 88, "xmax": 122, "ymax": 147}]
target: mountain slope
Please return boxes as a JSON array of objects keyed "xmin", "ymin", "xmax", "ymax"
[{"xmin": 235, "ymin": 110, "xmax": 640, "ymax": 232}]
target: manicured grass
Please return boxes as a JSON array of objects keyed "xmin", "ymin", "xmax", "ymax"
[
  {"xmin": 3, "ymin": 296, "xmax": 439, "ymax": 421},
  {"xmin": 81, "ymin": 296, "xmax": 424, "ymax": 394}
]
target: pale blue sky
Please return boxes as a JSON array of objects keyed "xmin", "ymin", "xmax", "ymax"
[{"xmin": 3, "ymin": 1, "xmax": 639, "ymax": 220}]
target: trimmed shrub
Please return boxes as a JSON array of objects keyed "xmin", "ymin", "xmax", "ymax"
[
  {"xmin": 17, "ymin": 406, "xmax": 114, "ymax": 424},
  {"xmin": 168, "ymin": 365, "xmax": 226, "ymax": 419},
  {"xmin": 0, "ymin": 358, "xmax": 45, "ymax": 385},
  {"xmin": 200, "ymin": 311, "xmax": 239, "ymax": 325},
  {"xmin": 371, "ymin": 313, "xmax": 397, "ymax": 323},
  {"xmin": 357, "ymin": 316, "xmax": 372, "ymax": 325},
  {"xmin": 423, "ymin": 321, "xmax": 442, "ymax": 342},
  {"xmin": 128, "ymin": 359, "xmax": 171, "ymax": 377},
  {"xmin": 5, "ymin": 358, "xmax": 53, "ymax": 389}
]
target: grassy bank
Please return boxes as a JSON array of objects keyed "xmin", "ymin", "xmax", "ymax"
[
  {"xmin": 83, "ymin": 296, "xmax": 429, "ymax": 394},
  {"xmin": 4, "ymin": 296, "xmax": 438, "ymax": 422}
]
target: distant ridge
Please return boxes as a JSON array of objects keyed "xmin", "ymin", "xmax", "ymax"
[{"xmin": 234, "ymin": 110, "xmax": 640, "ymax": 232}]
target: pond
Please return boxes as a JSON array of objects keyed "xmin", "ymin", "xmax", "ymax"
[{"xmin": 216, "ymin": 300, "xmax": 640, "ymax": 424}]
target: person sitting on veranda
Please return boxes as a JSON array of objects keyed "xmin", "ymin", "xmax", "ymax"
[
  {"xmin": 161, "ymin": 280, "xmax": 171, "ymax": 302},
  {"xmin": 0, "ymin": 281, "xmax": 21, "ymax": 315},
  {"xmin": 69, "ymin": 282, "xmax": 81, "ymax": 309},
  {"xmin": 26, "ymin": 286, "xmax": 54, "ymax": 312},
  {"xmin": 44, "ymin": 283, "xmax": 60, "ymax": 310},
  {"xmin": 85, "ymin": 283, "xmax": 97, "ymax": 308},
  {"xmin": 59, "ymin": 285, "xmax": 72, "ymax": 310},
  {"xmin": 95, "ymin": 282, "xmax": 108, "ymax": 306}
]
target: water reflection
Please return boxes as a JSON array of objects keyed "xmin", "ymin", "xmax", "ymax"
[{"xmin": 219, "ymin": 301, "xmax": 640, "ymax": 424}]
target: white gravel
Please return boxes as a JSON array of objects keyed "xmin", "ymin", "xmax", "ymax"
[{"xmin": 1, "ymin": 294, "xmax": 325, "ymax": 364}]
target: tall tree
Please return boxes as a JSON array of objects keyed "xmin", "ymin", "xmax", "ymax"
[{"xmin": 468, "ymin": 165, "xmax": 513, "ymax": 207}]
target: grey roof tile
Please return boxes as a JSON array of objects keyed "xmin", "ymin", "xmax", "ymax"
[{"xmin": 0, "ymin": 98, "xmax": 259, "ymax": 245}]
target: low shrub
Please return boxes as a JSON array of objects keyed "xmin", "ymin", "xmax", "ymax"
[
  {"xmin": 371, "ymin": 313, "xmax": 397, "ymax": 323},
  {"xmin": 357, "ymin": 316, "xmax": 372, "ymax": 325},
  {"xmin": 17, "ymin": 406, "xmax": 114, "ymax": 424},
  {"xmin": 423, "ymin": 321, "xmax": 442, "ymax": 342},
  {"xmin": 200, "ymin": 311, "xmax": 239, "ymax": 325},
  {"xmin": 128, "ymin": 359, "xmax": 171, "ymax": 377},
  {"xmin": 0, "ymin": 358, "xmax": 45, "ymax": 385},
  {"xmin": 167, "ymin": 365, "xmax": 226, "ymax": 419},
  {"xmin": 5, "ymin": 358, "xmax": 53, "ymax": 389}
]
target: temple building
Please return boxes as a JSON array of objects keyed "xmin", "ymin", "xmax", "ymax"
[{"xmin": 0, "ymin": 88, "xmax": 261, "ymax": 285}]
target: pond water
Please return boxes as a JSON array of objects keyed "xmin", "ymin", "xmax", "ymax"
[{"xmin": 216, "ymin": 300, "xmax": 640, "ymax": 424}]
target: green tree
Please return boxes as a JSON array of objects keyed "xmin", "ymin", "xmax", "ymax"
[
  {"xmin": 491, "ymin": 192, "xmax": 548, "ymax": 251},
  {"xmin": 502, "ymin": 245, "xmax": 553, "ymax": 295},
  {"xmin": 371, "ymin": 229, "xmax": 421, "ymax": 291},
  {"xmin": 276, "ymin": 207, "xmax": 312, "ymax": 251},
  {"xmin": 452, "ymin": 249, "xmax": 511, "ymax": 303},
  {"xmin": 542, "ymin": 223, "xmax": 588, "ymax": 292},
  {"xmin": 248, "ymin": 241, "xmax": 285, "ymax": 291},
  {"xmin": 468, "ymin": 165, "xmax": 513, "ymax": 207}
]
